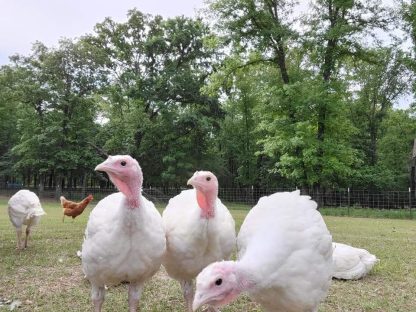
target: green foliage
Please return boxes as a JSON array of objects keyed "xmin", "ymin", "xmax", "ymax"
[
  {"xmin": 353, "ymin": 110, "xmax": 416, "ymax": 190},
  {"xmin": 203, "ymin": 0, "xmax": 410, "ymax": 190},
  {"xmin": 256, "ymin": 77, "xmax": 358, "ymax": 187},
  {"xmin": 216, "ymin": 66, "xmax": 262, "ymax": 186},
  {"xmin": 9, "ymin": 39, "xmax": 105, "ymax": 186},
  {"xmin": 86, "ymin": 11, "xmax": 223, "ymax": 185},
  {"xmin": 0, "ymin": 66, "xmax": 20, "ymax": 179},
  {"xmin": 377, "ymin": 109, "xmax": 416, "ymax": 188},
  {"xmin": 0, "ymin": 5, "xmax": 415, "ymax": 191},
  {"xmin": 401, "ymin": 0, "xmax": 416, "ymax": 104}
]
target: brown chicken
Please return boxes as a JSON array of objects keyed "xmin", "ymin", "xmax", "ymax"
[{"xmin": 61, "ymin": 194, "xmax": 94, "ymax": 222}]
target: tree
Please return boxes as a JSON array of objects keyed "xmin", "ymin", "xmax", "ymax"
[
  {"xmin": 206, "ymin": 0, "xmax": 388, "ymax": 189},
  {"xmin": 349, "ymin": 48, "xmax": 411, "ymax": 167},
  {"xmin": 87, "ymin": 10, "xmax": 223, "ymax": 184},
  {"xmin": 11, "ymin": 39, "xmax": 105, "ymax": 195},
  {"xmin": 352, "ymin": 108, "xmax": 416, "ymax": 189},
  {"xmin": 303, "ymin": 0, "xmax": 392, "ymax": 189},
  {"xmin": 377, "ymin": 109, "xmax": 416, "ymax": 189},
  {"xmin": 207, "ymin": 0, "xmax": 298, "ymax": 84},
  {"xmin": 401, "ymin": 0, "xmax": 416, "ymax": 104},
  {"xmin": 216, "ymin": 66, "xmax": 261, "ymax": 187},
  {"xmin": 0, "ymin": 65, "xmax": 21, "ymax": 186}
]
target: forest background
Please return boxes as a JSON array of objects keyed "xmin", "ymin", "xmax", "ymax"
[{"xmin": 1, "ymin": 0, "xmax": 416, "ymax": 195}]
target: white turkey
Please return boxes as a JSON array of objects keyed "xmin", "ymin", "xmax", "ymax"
[
  {"xmin": 162, "ymin": 171, "xmax": 236, "ymax": 312},
  {"xmin": 81, "ymin": 155, "xmax": 166, "ymax": 312},
  {"xmin": 8, "ymin": 189, "xmax": 46, "ymax": 250},
  {"xmin": 193, "ymin": 190, "xmax": 333, "ymax": 312},
  {"xmin": 332, "ymin": 242, "xmax": 379, "ymax": 280}
]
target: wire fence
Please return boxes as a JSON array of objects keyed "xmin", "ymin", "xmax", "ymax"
[{"xmin": 1, "ymin": 186, "xmax": 415, "ymax": 210}]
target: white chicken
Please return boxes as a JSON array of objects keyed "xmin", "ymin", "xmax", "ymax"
[
  {"xmin": 162, "ymin": 171, "xmax": 236, "ymax": 312},
  {"xmin": 193, "ymin": 190, "xmax": 333, "ymax": 312},
  {"xmin": 8, "ymin": 189, "xmax": 46, "ymax": 250},
  {"xmin": 81, "ymin": 155, "xmax": 166, "ymax": 312},
  {"xmin": 332, "ymin": 242, "xmax": 379, "ymax": 280}
]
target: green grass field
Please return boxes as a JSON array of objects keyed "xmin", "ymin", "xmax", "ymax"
[{"xmin": 1, "ymin": 197, "xmax": 416, "ymax": 311}]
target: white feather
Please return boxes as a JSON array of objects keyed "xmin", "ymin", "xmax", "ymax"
[
  {"xmin": 332, "ymin": 242, "xmax": 379, "ymax": 280},
  {"xmin": 8, "ymin": 190, "xmax": 45, "ymax": 227},
  {"xmin": 8, "ymin": 190, "xmax": 46, "ymax": 249},
  {"xmin": 82, "ymin": 192, "xmax": 166, "ymax": 286},
  {"xmin": 162, "ymin": 189, "xmax": 236, "ymax": 281},
  {"xmin": 237, "ymin": 190, "xmax": 333, "ymax": 312}
]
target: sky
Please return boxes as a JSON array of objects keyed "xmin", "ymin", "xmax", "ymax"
[{"xmin": 0, "ymin": 0, "xmax": 205, "ymax": 65}]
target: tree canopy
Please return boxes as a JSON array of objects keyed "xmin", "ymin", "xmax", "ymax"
[{"xmin": 0, "ymin": 1, "xmax": 415, "ymax": 192}]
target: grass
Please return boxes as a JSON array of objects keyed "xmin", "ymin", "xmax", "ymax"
[
  {"xmin": 226, "ymin": 202, "xmax": 416, "ymax": 220},
  {"xmin": 1, "ymin": 196, "xmax": 416, "ymax": 311},
  {"xmin": 320, "ymin": 206, "xmax": 415, "ymax": 220}
]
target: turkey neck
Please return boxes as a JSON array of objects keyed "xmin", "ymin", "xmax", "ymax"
[
  {"xmin": 196, "ymin": 189, "xmax": 216, "ymax": 219},
  {"xmin": 120, "ymin": 194, "xmax": 146, "ymax": 231},
  {"xmin": 107, "ymin": 169, "xmax": 143, "ymax": 209},
  {"xmin": 126, "ymin": 188, "xmax": 142, "ymax": 209},
  {"xmin": 122, "ymin": 175, "xmax": 142, "ymax": 209},
  {"xmin": 234, "ymin": 262, "xmax": 258, "ymax": 293}
]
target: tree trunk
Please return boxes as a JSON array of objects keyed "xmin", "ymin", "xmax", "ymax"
[
  {"xmin": 55, "ymin": 175, "xmax": 63, "ymax": 199},
  {"xmin": 82, "ymin": 173, "xmax": 87, "ymax": 198},
  {"xmin": 49, "ymin": 173, "xmax": 53, "ymax": 188},
  {"xmin": 275, "ymin": 43, "xmax": 290, "ymax": 84},
  {"xmin": 38, "ymin": 174, "xmax": 45, "ymax": 198}
]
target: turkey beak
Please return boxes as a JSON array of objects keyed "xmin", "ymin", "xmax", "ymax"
[
  {"xmin": 193, "ymin": 290, "xmax": 218, "ymax": 311},
  {"xmin": 187, "ymin": 172, "xmax": 198, "ymax": 187},
  {"xmin": 192, "ymin": 291, "xmax": 207, "ymax": 311},
  {"xmin": 95, "ymin": 158, "xmax": 113, "ymax": 173}
]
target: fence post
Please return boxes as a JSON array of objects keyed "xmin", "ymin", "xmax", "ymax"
[
  {"xmin": 409, "ymin": 187, "xmax": 412, "ymax": 219},
  {"xmin": 251, "ymin": 185, "xmax": 254, "ymax": 205},
  {"xmin": 347, "ymin": 187, "xmax": 350, "ymax": 216}
]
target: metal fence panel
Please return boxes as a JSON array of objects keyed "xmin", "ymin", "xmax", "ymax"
[{"xmin": 0, "ymin": 187, "xmax": 414, "ymax": 210}]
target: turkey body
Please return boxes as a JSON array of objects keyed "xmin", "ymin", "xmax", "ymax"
[
  {"xmin": 332, "ymin": 242, "xmax": 378, "ymax": 280},
  {"xmin": 82, "ymin": 192, "xmax": 166, "ymax": 287},
  {"xmin": 81, "ymin": 154, "xmax": 166, "ymax": 311},
  {"xmin": 8, "ymin": 189, "xmax": 46, "ymax": 249},
  {"xmin": 238, "ymin": 191, "xmax": 333, "ymax": 312},
  {"xmin": 193, "ymin": 190, "xmax": 333, "ymax": 312},
  {"xmin": 163, "ymin": 189, "xmax": 235, "ymax": 281}
]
